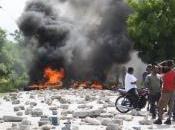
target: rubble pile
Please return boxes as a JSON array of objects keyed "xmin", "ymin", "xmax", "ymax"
[{"xmin": 0, "ymin": 89, "xmax": 172, "ymax": 130}]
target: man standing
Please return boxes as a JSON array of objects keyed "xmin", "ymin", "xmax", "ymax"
[
  {"xmin": 154, "ymin": 60, "xmax": 175, "ymax": 125},
  {"xmin": 125, "ymin": 67, "xmax": 139, "ymax": 108},
  {"xmin": 143, "ymin": 64, "xmax": 153, "ymax": 111},
  {"xmin": 142, "ymin": 64, "xmax": 152, "ymax": 84},
  {"xmin": 144, "ymin": 65, "xmax": 161, "ymax": 119}
]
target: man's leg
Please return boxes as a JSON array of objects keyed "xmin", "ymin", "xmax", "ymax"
[
  {"xmin": 149, "ymin": 94, "xmax": 156, "ymax": 119},
  {"xmin": 173, "ymin": 99, "xmax": 175, "ymax": 120},
  {"xmin": 168, "ymin": 93, "xmax": 175, "ymax": 118},
  {"xmin": 127, "ymin": 88, "xmax": 139, "ymax": 108},
  {"xmin": 155, "ymin": 93, "xmax": 161, "ymax": 117},
  {"xmin": 154, "ymin": 92, "xmax": 170, "ymax": 124},
  {"xmin": 162, "ymin": 92, "xmax": 175, "ymax": 124},
  {"xmin": 147, "ymin": 95, "xmax": 150, "ymax": 111}
]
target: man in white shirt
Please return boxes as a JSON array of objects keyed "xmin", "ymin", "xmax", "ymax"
[{"xmin": 125, "ymin": 67, "xmax": 139, "ymax": 108}]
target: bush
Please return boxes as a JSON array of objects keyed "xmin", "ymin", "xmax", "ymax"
[{"xmin": 0, "ymin": 28, "xmax": 29, "ymax": 92}]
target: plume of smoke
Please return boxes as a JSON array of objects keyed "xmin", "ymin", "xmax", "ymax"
[
  {"xmin": 125, "ymin": 51, "xmax": 146, "ymax": 86},
  {"xmin": 18, "ymin": 0, "xmax": 133, "ymax": 83}
]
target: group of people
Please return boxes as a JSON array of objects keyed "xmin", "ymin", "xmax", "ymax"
[{"xmin": 124, "ymin": 60, "xmax": 175, "ymax": 125}]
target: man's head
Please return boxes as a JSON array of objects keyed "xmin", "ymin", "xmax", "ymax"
[
  {"xmin": 128, "ymin": 67, "xmax": 134, "ymax": 74},
  {"xmin": 152, "ymin": 65, "xmax": 158, "ymax": 75},
  {"xmin": 146, "ymin": 64, "xmax": 152, "ymax": 73},
  {"xmin": 166, "ymin": 60, "xmax": 174, "ymax": 69}
]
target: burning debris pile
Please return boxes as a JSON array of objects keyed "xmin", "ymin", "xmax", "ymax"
[
  {"xmin": 71, "ymin": 81, "xmax": 104, "ymax": 90},
  {"xmin": 44, "ymin": 67, "xmax": 64, "ymax": 86},
  {"xmin": 18, "ymin": 0, "xmax": 133, "ymax": 88},
  {"xmin": 31, "ymin": 67, "xmax": 65, "ymax": 90}
]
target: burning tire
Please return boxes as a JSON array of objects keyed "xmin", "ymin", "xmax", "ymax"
[{"xmin": 115, "ymin": 96, "xmax": 132, "ymax": 113}]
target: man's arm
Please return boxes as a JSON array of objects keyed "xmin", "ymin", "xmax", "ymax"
[
  {"xmin": 158, "ymin": 60, "xmax": 167, "ymax": 66},
  {"xmin": 131, "ymin": 75, "xmax": 137, "ymax": 84},
  {"xmin": 131, "ymin": 81, "xmax": 136, "ymax": 84},
  {"xmin": 144, "ymin": 76, "xmax": 150, "ymax": 88}
]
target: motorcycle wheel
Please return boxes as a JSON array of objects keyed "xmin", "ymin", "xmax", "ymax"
[{"xmin": 115, "ymin": 96, "xmax": 132, "ymax": 113}]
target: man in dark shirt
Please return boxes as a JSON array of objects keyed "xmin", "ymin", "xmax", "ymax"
[
  {"xmin": 142, "ymin": 64, "xmax": 152, "ymax": 84},
  {"xmin": 143, "ymin": 64, "xmax": 152, "ymax": 111},
  {"xmin": 144, "ymin": 65, "xmax": 161, "ymax": 119}
]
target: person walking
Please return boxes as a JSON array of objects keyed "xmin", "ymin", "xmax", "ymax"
[
  {"xmin": 154, "ymin": 60, "xmax": 175, "ymax": 125},
  {"xmin": 144, "ymin": 65, "xmax": 161, "ymax": 119}
]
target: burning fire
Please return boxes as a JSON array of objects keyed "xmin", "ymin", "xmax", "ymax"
[
  {"xmin": 44, "ymin": 67, "xmax": 65, "ymax": 86},
  {"xmin": 91, "ymin": 81, "xmax": 103, "ymax": 90},
  {"xmin": 30, "ymin": 67, "xmax": 65, "ymax": 90},
  {"xmin": 29, "ymin": 67, "xmax": 103, "ymax": 90},
  {"xmin": 78, "ymin": 81, "xmax": 89, "ymax": 89},
  {"xmin": 72, "ymin": 81, "xmax": 103, "ymax": 90}
]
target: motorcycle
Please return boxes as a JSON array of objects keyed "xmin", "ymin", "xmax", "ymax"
[{"xmin": 115, "ymin": 88, "xmax": 149, "ymax": 113}]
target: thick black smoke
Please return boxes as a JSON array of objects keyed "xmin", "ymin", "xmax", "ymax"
[{"xmin": 18, "ymin": 0, "xmax": 133, "ymax": 84}]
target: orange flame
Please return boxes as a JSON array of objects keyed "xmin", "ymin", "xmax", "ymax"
[
  {"xmin": 78, "ymin": 81, "xmax": 89, "ymax": 89},
  {"xmin": 72, "ymin": 81, "xmax": 103, "ymax": 90},
  {"xmin": 30, "ymin": 67, "xmax": 65, "ymax": 90},
  {"xmin": 44, "ymin": 67, "xmax": 65, "ymax": 85},
  {"xmin": 91, "ymin": 81, "xmax": 103, "ymax": 90}
]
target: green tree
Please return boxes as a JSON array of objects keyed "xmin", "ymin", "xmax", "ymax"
[
  {"xmin": 10, "ymin": 30, "xmax": 25, "ymax": 46},
  {"xmin": 0, "ymin": 28, "xmax": 7, "ymax": 79},
  {"xmin": 0, "ymin": 28, "xmax": 6, "ymax": 50},
  {"xmin": 127, "ymin": 0, "xmax": 175, "ymax": 63},
  {"xmin": 0, "ymin": 28, "xmax": 29, "ymax": 92}
]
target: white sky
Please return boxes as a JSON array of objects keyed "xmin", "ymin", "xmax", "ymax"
[{"xmin": 0, "ymin": 0, "xmax": 28, "ymax": 35}]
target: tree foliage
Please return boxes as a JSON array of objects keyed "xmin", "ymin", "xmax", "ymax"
[
  {"xmin": 0, "ymin": 28, "xmax": 29, "ymax": 92},
  {"xmin": 127, "ymin": 0, "xmax": 175, "ymax": 63},
  {"xmin": 0, "ymin": 28, "xmax": 6, "ymax": 50}
]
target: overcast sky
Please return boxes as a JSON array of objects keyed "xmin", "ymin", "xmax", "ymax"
[{"xmin": 0, "ymin": 0, "xmax": 28, "ymax": 35}]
